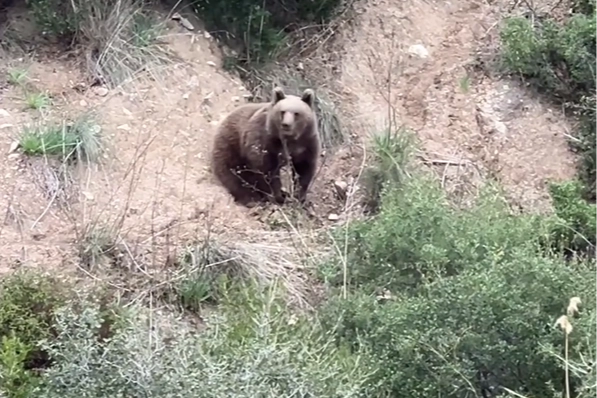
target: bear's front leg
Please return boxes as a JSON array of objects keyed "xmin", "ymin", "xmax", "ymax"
[
  {"xmin": 268, "ymin": 171, "xmax": 286, "ymax": 204},
  {"xmin": 292, "ymin": 159, "xmax": 316, "ymax": 204},
  {"xmin": 258, "ymin": 150, "xmax": 286, "ymax": 205}
]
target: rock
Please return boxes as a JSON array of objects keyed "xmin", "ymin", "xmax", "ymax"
[
  {"xmin": 8, "ymin": 141, "xmax": 19, "ymax": 153},
  {"xmin": 180, "ymin": 18, "xmax": 194, "ymax": 31},
  {"xmin": 172, "ymin": 13, "xmax": 195, "ymax": 31},
  {"xmin": 182, "ymin": 92, "xmax": 190, "ymax": 99},
  {"xmin": 407, "ymin": 44, "xmax": 429, "ymax": 59},
  {"xmin": 188, "ymin": 75, "xmax": 199, "ymax": 88},
  {"xmin": 334, "ymin": 180, "xmax": 348, "ymax": 200},
  {"xmin": 0, "ymin": 109, "xmax": 10, "ymax": 118},
  {"xmin": 0, "ymin": 124, "xmax": 13, "ymax": 130},
  {"xmin": 93, "ymin": 86, "xmax": 109, "ymax": 97},
  {"xmin": 232, "ymin": 96, "xmax": 240, "ymax": 102},
  {"xmin": 476, "ymin": 104, "xmax": 508, "ymax": 136},
  {"xmin": 206, "ymin": 61, "xmax": 217, "ymax": 67},
  {"xmin": 79, "ymin": 99, "xmax": 88, "ymax": 107},
  {"xmin": 328, "ymin": 213, "xmax": 340, "ymax": 221},
  {"xmin": 203, "ymin": 31, "xmax": 212, "ymax": 40},
  {"xmin": 81, "ymin": 191, "xmax": 94, "ymax": 201},
  {"xmin": 8, "ymin": 153, "xmax": 19, "ymax": 160},
  {"xmin": 117, "ymin": 124, "xmax": 131, "ymax": 131}
]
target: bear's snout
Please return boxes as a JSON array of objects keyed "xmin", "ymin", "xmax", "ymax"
[{"xmin": 281, "ymin": 112, "xmax": 295, "ymax": 130}]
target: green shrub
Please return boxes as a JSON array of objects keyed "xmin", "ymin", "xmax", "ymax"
[
  {"xmin": 547, "ymin": 180, "xmax": 596, "ymax": 256},
  {"xmin": 0, "ymin": 271, "xmax": 66, "ymax": 355},
  {"xmin": 0, "ymin": 271, "xmax": 67, "ymax": 397},
  {"xmin": 319, "ymin": 253, "xmax": 596, "ymax": 397},
  {"xmin": 190, "ymin": 0, "xmax": 343, "ymax": 65},
  {"xmin": 34, "ymin": 286, "xmax": 370, "ymax": 397},
  {"xmin": 0, "ymin": 335, "xmax": 40, "ymax": 398},
  {"xmin": 25, "ymin": 0, "xmax": 79, "ymax": 38},
  {"xmin": 324, "ymin": 175, "xmax": 553, "ymax": 294}
]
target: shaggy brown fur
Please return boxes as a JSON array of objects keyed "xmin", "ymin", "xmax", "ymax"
[{"xmin": 210, "ymin": 86, "xmax": 319, "ymax": 207}]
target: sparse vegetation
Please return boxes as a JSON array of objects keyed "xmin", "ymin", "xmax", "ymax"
[
  {"xmin": 7, "ymin": 67, "xmax": 28, "ymax": 86},
  {"xmin": 23, "ymin": 0, "xmax": 173, "ymax": 87},
  {"xmin": 500, "ymin": 0, "xmax": 596, "ymax": 199},
  {"xmin": 18, "ymin": 113, "xmax": 103, "ymax": 163},
  {"xmin": 23, "ymin": 91, "xmax": 51, "ymax": 110}
]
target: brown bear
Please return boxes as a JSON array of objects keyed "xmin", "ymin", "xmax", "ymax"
[{"xmin": 210, "ymin": 86, "xmax": 320, "ymax": 207}]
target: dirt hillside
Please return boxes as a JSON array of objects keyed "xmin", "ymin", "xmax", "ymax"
[
  {"xmin": 335, "ymin": 0, "xmax": 577, "ymax": 207},
  {"xmin": 0, "ymin": 0, "xmax": 577, "ymax": 275}
]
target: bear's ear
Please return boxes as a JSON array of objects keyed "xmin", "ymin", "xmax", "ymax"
[
  {"xmin": 301, "ymin": 89, "xmax": 315, "ymax": 108},
  {"xmin": 272, "ymin": 87, "xmax": 286, "ymax": 103}
]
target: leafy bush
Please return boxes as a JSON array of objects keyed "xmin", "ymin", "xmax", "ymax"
[
  {"xmin": 0, "ymin": 271, "xmax": 67, "ymax": 397},
  {"xmin": 0, "ymin": 271, "xmax": 66, "ymax": 357},
  {"xmin": 324, "ymin": 173, "xmax": 554, "ymax": 294},
  {"xmin": 547, "ymin": 180, "xmax": 596, "ymax": 256},
  {"xmin": 33, "ymin": 286, "xmax": 370, "ymax": 397},
  {"xmin": 500, "ymin": 6, "xmax": 596, "ymax": 199},
  {"xmin": 319, "ymin": 254, "xmax": 596, "ymax": 397},
  {"xmin": 190, "ymin": 0, "xmax": 343, "ymax": 65},
  {"xmin": 25, "ymin": 0, "xmax": 79, "ymax": 38},
  {"xmin": 317, "ymin": 131, "xmax": 596, "ymax": 396},
  {"xmin": 0, "ymin": 335, "xmax": 40, "ymax": 398}
]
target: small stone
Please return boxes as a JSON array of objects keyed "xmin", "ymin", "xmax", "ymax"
[
  {"xmin": 0, "ymin": 109, "xmax": 10, "ymax": 117},
  {"xmin": 328, "ymin": 213, "xmax": 340, "ymax": 221},
  {"xmin": 179, "ymin": 17, "xmax": 194, "ymax": 31},
  {"xmin": 117, "ymin": 124, "xmax": 131, "ymax": 131},
  {"xmin": 206, "ymin": 61, "xmax": 217, "ymax": 67},
  {"xmin": 93, "ymin": 86, "xmax": 109, "ymax": 97},
  {"xmin": 81, "ymin": 191, "xmax": 94, "ymax": 201},
  {"xmin": 0, "ymin": 124, "xmax": 13, "ymax": 130},
  {"xmin": 407, "ymin": 44, "xmax": 429, "ymax": 59},
  {"xmin": 204, "ymin": 31, "xmax": 212, "ymax": 40},
  {"xmin": 182, "ymin": 92, "xmax": 190, "ymax": 99},
  {"xmin": 334, "ymin": 180, "xmax": 348, "ymax": 200},
  {"xmin": 232, "ymin": 96, "xmax": 240, "ymax": 102},
  {"xmin": 8, "ymin": 141, "xmax": 19, "ymax": 153},
  {"xmin": 188, "ymin": 75, "xmax": 199, "ymax": 88},
  {"xmin": 8, "ymin": 153, "xmax": 19, "ymax": 160},
  {"xmin": 79, "ymin": 99, "xmax": 88, "ymax": 107}
]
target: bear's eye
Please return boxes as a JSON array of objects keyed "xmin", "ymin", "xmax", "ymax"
[{"xmin": 294, "ymin": 112, "xmax": 299, "ymax": 118}]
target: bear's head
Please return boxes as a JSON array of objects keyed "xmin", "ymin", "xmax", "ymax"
[{"xmin": 268, "ymin": 87, "xmax": 316, "ymax": 140}]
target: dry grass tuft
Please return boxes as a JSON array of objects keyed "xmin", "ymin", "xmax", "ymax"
[
  {"xmin": 172, "ymin": 229, "xmax": 323, "ymax": 310},
  {"xmin": 75, "ymin": 0, "xmax": 177, "ymax": 87},
  {"xmin": 76, "ymin": 222, "xmax": 122, "ymax": 270}
]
